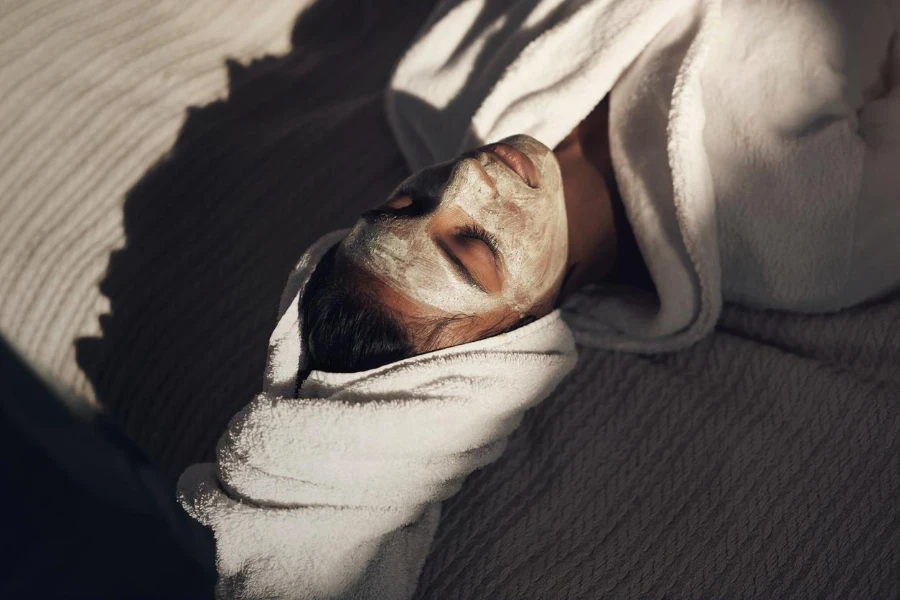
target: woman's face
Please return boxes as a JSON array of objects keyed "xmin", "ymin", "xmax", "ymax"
[{"xmin": 337, "ymin": 134, "xmax": 568, "ymax": 343}]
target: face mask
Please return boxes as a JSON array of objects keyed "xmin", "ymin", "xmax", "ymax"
[{"xmin": 339, "ymin": 134, "xmax": 568, "ymax": 317}]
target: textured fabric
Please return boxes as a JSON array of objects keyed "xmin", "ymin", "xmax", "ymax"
[
  {"xmin": 0, "ymin": 0, "xmax": 301, "ymax": 406},
  {"xmin": 415, "ymin": 293, "xmax": 900, "ymax": 598},
  {"xmin": 0, "ymin": 0, "xmax": 440, "ymax": 478},
  {"xmin": 701, "ymin": 0, "xmax": 900, "ymax": 312},
  {"xmin": 176, "ymin": 230, "xmax": 578, "ymax": 599},
  {"xmin": 0, "ymin": 0, "xmax": 897, "ymax": 598},
  {"xmin": 0, "ymin": 0, "xmax": 319, "ymax": 475}
]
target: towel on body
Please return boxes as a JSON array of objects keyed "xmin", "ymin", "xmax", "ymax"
[
  {"xmin": 177, "ymin": 229, "xmax": 579, "ymax": 599},
  {"xmin": 387, "ymin": 0, "xmax": 900, "ymax": 352}
]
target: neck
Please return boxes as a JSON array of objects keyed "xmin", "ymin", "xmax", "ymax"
[{"xmin": 552, "ymin": 98, "xmax": 621, "ymax": 305}]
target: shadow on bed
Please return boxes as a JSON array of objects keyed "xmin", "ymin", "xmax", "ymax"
[{"xmin": 74, "ymin": 0, "xmax": 437, "ymax": 480}]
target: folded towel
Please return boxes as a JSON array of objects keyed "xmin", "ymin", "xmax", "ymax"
[{"xmin": 177, "ymin": 229, "xmax": 579, "ymax": 599}]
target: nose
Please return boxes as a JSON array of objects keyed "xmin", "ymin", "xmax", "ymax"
[
  {"xmin": 452, "ymin": 153, "xmax": 497, "ymax": 198},
  {"xmin": 472, "ymin": 158, "xmax": 499, "ymax": 196}
]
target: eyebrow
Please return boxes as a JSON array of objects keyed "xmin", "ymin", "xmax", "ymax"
[{"xmin": 434, "ymin": 238, "xmax": 488, "ymax": 294}]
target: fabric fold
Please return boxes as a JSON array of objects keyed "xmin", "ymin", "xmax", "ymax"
[{"xmin": 178, "ymin": 229, "xmax": 579, "ymax": 599}]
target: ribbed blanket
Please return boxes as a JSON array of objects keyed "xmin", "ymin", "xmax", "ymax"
[{"xmin": 1, "ymin": 0, "xmax": 897, "ymax": 597}]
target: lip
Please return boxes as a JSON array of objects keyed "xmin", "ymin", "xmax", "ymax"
[{"xmin": 488, "ymin": 143, "xmax": 540, "ymax": 188}]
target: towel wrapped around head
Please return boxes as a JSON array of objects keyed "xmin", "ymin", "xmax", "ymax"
[{"xmin": 177, "ymin": 229, "xmax": 579, "ymax": 600}]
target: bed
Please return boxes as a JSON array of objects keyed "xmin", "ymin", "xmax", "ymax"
[{"xmin": 1, "ymin": 0, "xmax": 897, "ymax": 596}]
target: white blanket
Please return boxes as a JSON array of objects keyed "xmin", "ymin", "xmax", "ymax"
[{"xmin": 177, "ymin": 230, "xmax": 579, "ymax": 599}]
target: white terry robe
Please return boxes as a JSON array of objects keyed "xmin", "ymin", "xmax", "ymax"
[{"xmin": 387, "ymin": 0, "xmax": 900, "ymax": 352}]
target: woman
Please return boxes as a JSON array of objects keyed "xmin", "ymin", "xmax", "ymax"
[{"xmin": 180, "ymin": 0, "xmax": 900, "ymax": 597}]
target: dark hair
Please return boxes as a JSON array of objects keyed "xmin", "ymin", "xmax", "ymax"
[{"xmin": 299, "ymin": 243, "xmax": 537, "ymax": 374}]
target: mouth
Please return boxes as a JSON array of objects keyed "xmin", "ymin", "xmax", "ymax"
[{"xmin": 487, "ymin": 143, "xmax": 540, "ymax": 188}]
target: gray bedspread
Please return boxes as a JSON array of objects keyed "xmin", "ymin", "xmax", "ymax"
[{"xmin": 1, "ymin": 0, "xmax": 896, "ymax": 597}]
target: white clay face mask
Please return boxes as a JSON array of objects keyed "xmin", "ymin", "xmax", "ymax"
[{"xmin": 339, "ymin": 134, "xmax": 569, "ymax": 317}]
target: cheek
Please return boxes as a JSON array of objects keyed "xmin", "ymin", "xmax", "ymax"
[
  {"xmin": 499, "ymin": 197, "xmax": 527, "ymax": 230},
  {"xmin": 518, "ymin": 195, "xmax": 568, "ymax": 280}
]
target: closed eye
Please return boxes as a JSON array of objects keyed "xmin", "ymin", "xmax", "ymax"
[
  {"xmin": 434, "ymin": 237, "xmax": 489, "ymax": 294},
  {"xmin": 458, "ymin": 223, "xmax": 501, "ymax": 269},
  {"xmin": 432, "ymin": 223, "xmax": 504, "ymax": 295}
]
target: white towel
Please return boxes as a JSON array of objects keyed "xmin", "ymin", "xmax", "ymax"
[
  {"xmin": 387, "ymin": 0, "xmax": 900, "ymax": 353},
  {"xmin": 177, "ymin": 229, "xmax": 579, "ymax": 599}
]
